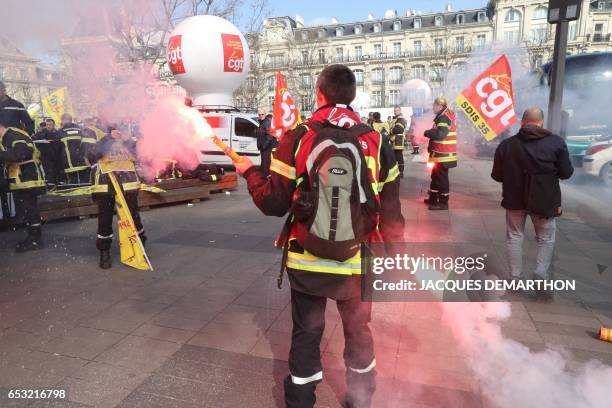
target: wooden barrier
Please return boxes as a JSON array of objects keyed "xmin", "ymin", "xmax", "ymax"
[{"xmin": 37, "ymin": 173, "xmax": 238, "ymax": 222}]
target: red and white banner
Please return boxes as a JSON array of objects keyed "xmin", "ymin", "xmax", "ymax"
[
  {"xmin": 455, "ymin": 55, "xmax": 517, "ymax": 141},
  {"xmin": 221, "ymin": 33, "xmax": 245, "ymax": 73},
  {"xmin": 270, "ymin": 71, "xmax": 301, "ymax": 139}
]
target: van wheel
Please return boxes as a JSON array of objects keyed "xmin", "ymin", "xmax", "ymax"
[{"xmin": 600, "ymin": 161, "xmax": 612, "ymax": 187}]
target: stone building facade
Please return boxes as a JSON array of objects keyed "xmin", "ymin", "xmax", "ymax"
[
  {"xmin": 0, "ymin": 37, "xmax": 65, "ymax": 109},
  {"xmin": 241, "ymin": 0, "xmax": 612, "ymax": 113}
]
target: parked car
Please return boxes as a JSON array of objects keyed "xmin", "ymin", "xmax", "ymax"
[{"xmin": 583, "ymin": 140, "xmax": 612, "ymax": 186}]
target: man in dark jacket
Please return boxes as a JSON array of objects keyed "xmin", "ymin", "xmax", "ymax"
[
  {"xmin": 0, "ymin": 82, "xmax": 34, "ymax": 135},
  {"xmin": 255, "ymin": 108, "xmax": 277, "ymax": 176},
  {"xmin": 235, "ymin": 65, "xmax": 404, "ymax": 408},
  {"xmin": 491, "ymin": 108, "xmax": 574, "ymax": 300},
  {"xmin": 57, "ymin": 113, "xmax": 90, "ymax": 185},
  {"xmin": 0, "ymin": 117, "xmax": 46, "ymax": 252},
  {"xmin": 32, "ymin": 118, "xmax": 61, "ymax": 186}
]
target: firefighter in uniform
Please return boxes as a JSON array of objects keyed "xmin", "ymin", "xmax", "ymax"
[
  {"xmin": 370, "ymin": 112, "xmax": 389, "ymax": 142},
  {"xmin": 83, "ymin": 125, "xmax": 145, "ymax": 269},
  {"xmin": 58, "ymin": 113, "xmax": 90, "ymax": 186},
  {"xmin": 423, "ymin": 97, "xmax": 457, "ymax": 210},
  {"xmin": 235, "ymin": 65, "xmax": 404, "ymax": 408},
  {"xmin": 0, "ymin": 81, "xmax": 35, "ymax": 135},
  {"xmin": 388, "ymin": 106, "xmax": 407, "ymax": 178},
  {"xmin": 0, "ymin": 118, "xmax": 46, "ymax": 252}
]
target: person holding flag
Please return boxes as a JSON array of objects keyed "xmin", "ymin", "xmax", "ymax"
[
  {"xmin": 423, "ymin": 97, "xmax": 457, "ymax": 211},
  {"xmin": 83, "ymin": 123, "xmax": 146, "ymax": 269}
]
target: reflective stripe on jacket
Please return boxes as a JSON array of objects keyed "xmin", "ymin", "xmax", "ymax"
[
  {"xmin": 58, "ymin": 124, "xmax": 90, "ymax": 174},
  {"xmin": 427, "ymin": 108, "xmax": 457, "ymax": 165},
  {"xmin": 83, "ymin": 133, "xmax": 140, "ymax": 194},
  {"xmin": 0, "ymin": 127, "xmax": 45, "ymax": 191}
]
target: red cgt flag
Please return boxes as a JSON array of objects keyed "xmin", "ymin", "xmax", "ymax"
[
  {"xmin": 455, "ymin": 55, "xmax": 517, "ymax": 141},
  {"xmin": 270, "ymin": 71, "xmax": 301, "ymax": 139}
]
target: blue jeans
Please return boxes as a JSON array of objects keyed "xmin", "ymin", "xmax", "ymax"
[{"xmin": 506, "ymin": 210, "xmax": 556, "ymax": 279}]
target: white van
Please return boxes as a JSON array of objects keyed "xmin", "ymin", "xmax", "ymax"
[{"xmin": 198, "ymin": 107, "xmax": 262, "ymax": 166}]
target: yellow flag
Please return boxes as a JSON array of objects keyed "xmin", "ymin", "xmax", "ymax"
[
  {"xmin": 108, "ymin": 173, "xmax": 152, "ymax": 271},
  {"xmin": 42, "ymin": 87, "xmax": 71, "ymax": 124}
]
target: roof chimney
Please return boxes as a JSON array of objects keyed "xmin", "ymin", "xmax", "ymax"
[
  {"xmin": 446, "ymin": 4, "xmax": 452, "ymax": 12},
  {"xmin": 367, "ymin": 13, "xmax": 375, "ymax": 21}
]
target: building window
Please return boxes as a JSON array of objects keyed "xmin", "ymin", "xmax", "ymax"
[
  {"xmin": 301, "ymin": 31, "xmax": 308, "ymax": 41},
  {"xmin": 371, "ymin": 68, "xmax": 384, "ymax": 84},
  {"xmin": 318, "ymin": 29, "xmax": 326, "ymax": 39},
  {"xmin": 270, "ymin": 54, "xmax": 284, "ymax": 68},
  {"xmin": 19, "ymin": 69, "xmax": 27, "ymax": 81},
  {"xmin": 374, "ymin": 44, "xmax": 383, "ymax": 58},
  {"xmin": 430, "ymin": 64, "xmax": 444, "ymax": 84},
  {"xmin": 267, "ymin": 76, "xmax": 275, "ymax": 91},
  {"xmin": 598, "ymin": 1, "xmax": 605, "ymax": 10},
  {"xmin": 569, "ymin": 21, "xmax": 577, "ymax": 41},
  {"xmin": 478, "ymin": 11, "xmax": 487, "ymax": 23},
  {"xmin": 457, "ymin": 14, "xmax": 465, "ymax": 24},
  {"xmin": 371, "ymin": 91, "xmax": 383, "ymax": 107},
  {"xmin": 373, "ymin": 23, "xmax": 382, "ymax": 33},
  {"xmin": 505, "ymin": 9, "xmax": 521, "ymax": 23},
  {"xmin": 413, "ymin": 40, "xmax": 422, "ymax": 56},
  {"xmin": 476, "ymin": 34, "xmax": 486, "ymax": 50},
  {"xmin": 434, "ymin": 38, "xmax": 444, "ymax": 54},
  {"xmin": 455, "ymin": 36, "xmax": 465, "ymax": 52},
  {"xmin": 389, "ymin": 90, "xmax": 401, "ymax": 106},
  {"xmin": 392, "ymin": 42, "xmax": 402, "ymax": 57},
  {"xmin": 435, "ymin": 16, "xmax": 443, "ymax": 27},
  {"xmin": 268, "ymin": 96, "xmax": 275, "ymax": 110},
  {"xmin": 389, "ymin": 67, "xmax": 403, "ymax": 84},
  {"xmin": 335, "ymin": 47, "xmax": 344, "ymax": 62},
  {"xmin": 504, "ymin": 30, "xmax": 520, "ymax": 45},
  {"xmin": 393, "ymin": 20, "xmax": 401, "ymax": 31},
  {"xmin": 530, "ymin": 27, "xmax": 548, "ymax": 43},
  {"xmin": 300, "ymin": 95, "xmax": 312, "ymax": 112},
  {"xmin": 0, "ymin": 65, "xmax": 4, "ymax": 80},
  {"xmin": 300, "ymin": 74, "xmax": 311, "ymax": 87},
  {"xmin": 355, "ymin": 24, "xmax": 363, "ymax": 35},
  {"xmin": 302, "ymin": 50, "xmax": 309, "ymax": 64},
  {"xmin": 532, "ymin": 6, "xmax": 547, "ymax": 20},
  {"xmin": 318, "ymin": 49, "xmax": 326, "ymax": 64},
  {"xmin": 354, "ymin": 69, "xmax": 364, "ymax": 85},
  {"xmin": 412, "ymin": 65, "xmax": 426, "ymax": 80},
  {"xmin": 247, "ymin": 76, "xmax": 256, "ymax": 88},
  {"xmin": 414, "ymin": 18, "xmax": 421, "ymax": 29},
  {"xmin": 336, "ymin": 27, "xmax": 344, "ymax": 37},
  {"xmin": 355, "ymin": 46, "xmax": 363, "ymax": 60},
  {"xmin": 594, "ymin": 23, "xmax": 604, "ymax": 41}
]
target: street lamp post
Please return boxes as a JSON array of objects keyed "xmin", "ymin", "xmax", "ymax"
[{"xmin": 546, "ymin": 0, "xmax": 583, "ymax": 134}]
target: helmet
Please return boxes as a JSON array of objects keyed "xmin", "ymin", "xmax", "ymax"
[{"xmin": 434, "ymin": 96, "xmax": 448, "ymax": 106}]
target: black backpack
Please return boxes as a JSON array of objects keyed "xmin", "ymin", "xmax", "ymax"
[
  {"xmin": 288, "ymin": 121, "xmax": 379, "ymax": 262},
  {"xmin": 511, "ymin": 137, "xmax": 562, "ymax": 218}
]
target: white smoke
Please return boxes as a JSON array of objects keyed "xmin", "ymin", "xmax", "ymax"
[{"xmin": 441, "ymin": 302, "xmax": 612, "ymax": 408}]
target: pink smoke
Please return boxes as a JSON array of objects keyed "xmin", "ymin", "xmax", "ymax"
[{"xmin": 137, "ymin": 96, "xmax": 214, "ymax": 180}]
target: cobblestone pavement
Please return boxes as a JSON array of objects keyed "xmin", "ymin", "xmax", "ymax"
[{"xmin": 1, "ymin": 156, "xmax": 611, "ymax": 407}]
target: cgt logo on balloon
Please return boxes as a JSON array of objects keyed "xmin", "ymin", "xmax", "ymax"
[
  {"xmin": 455, "ymin": 55, "xmax": 517, "ymax": 141},
  {"xmin": 167, "ymin": 35, "xmax": 186, "ymax": 75},
  {"xmin": 221, "ymin": 33, "xmax": 245, "ymax": 73}
]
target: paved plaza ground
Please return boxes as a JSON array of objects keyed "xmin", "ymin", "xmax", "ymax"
[{"xmin": 1, "ymin": 156, "xmax": 611, "ymax": 407}]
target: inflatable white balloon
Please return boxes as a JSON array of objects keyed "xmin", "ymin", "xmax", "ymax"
[
  {"xmin": 401, "ymin": 79, "xmax": 433, "ymax": 109},
  {"xmin": 167, "ymin": 15, "xmax": 250, "ymax": 106},
  {"xmin": 350, "ymin": 90, "xmax": 370, "ymax": 112}
]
